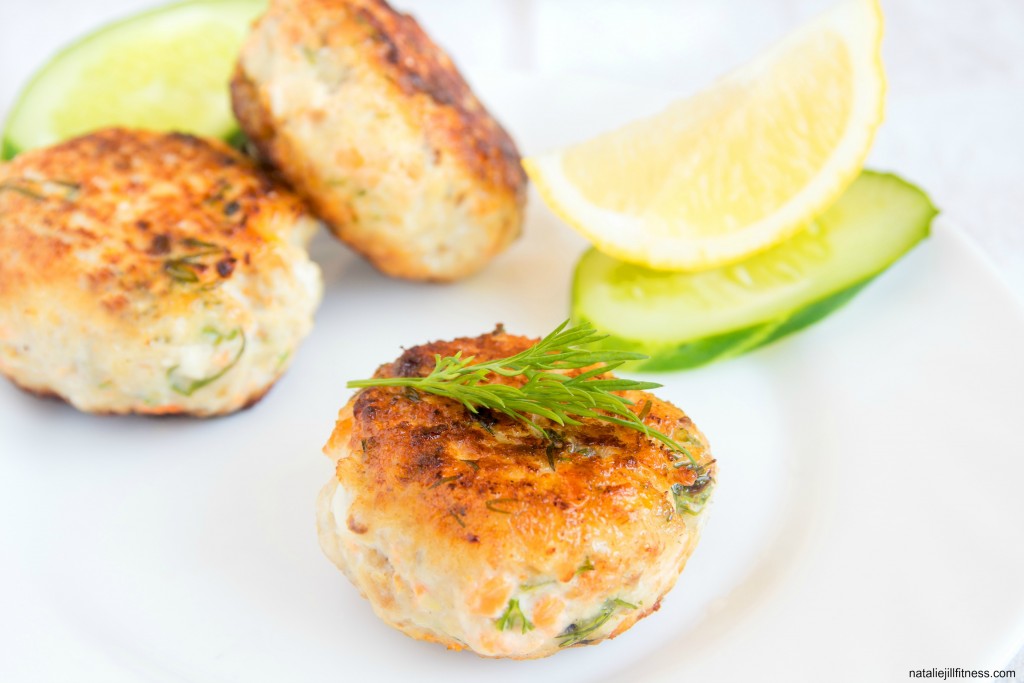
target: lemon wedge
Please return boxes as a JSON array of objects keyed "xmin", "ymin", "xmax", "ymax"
[{"xmin": 524, "ymin": 0, "xmax": 885, "ymax": 271}]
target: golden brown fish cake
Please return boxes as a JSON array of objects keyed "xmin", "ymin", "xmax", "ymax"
[
  {"xmin": 317, "ymin": 329, "xmax": 716, "ymax": 658},
  {"xmin": 232, "ymin": 0, "xmax": 526, "ymax": 281},
  {"xmin": 0, "ymin": 129, "xmax": 322, "ymax": 416}
]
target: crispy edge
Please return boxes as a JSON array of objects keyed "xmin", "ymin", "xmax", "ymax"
[
  {"xmin": 2, "ymin": 371, "xmax": 276, "ymax": 417},
  {"xmin": 352, "ymin": 0, "xmax": 526, "ymax": 199}
]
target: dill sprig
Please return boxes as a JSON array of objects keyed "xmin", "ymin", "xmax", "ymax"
[{"xmin": 347, "ymin": 320, "xmax": 694, "ymax": 462}]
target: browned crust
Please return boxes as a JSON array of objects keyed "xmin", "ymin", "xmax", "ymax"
[
  {"xmin": 0, "ymin": 128, "xmax": 308, "ymax": 316},
  {"xmin": 229, "ymin": 67, "xmax": 279, "ymax": 173},
  {"xmin": 350, "ymin": 0, "xmax": 526, "ymax": 196},
  {"xmin": 4, "ymin": 376, "xmax": 62, "ymax": 403},
  {"xmin": 233, "ymin": 0, "xmax": 526, "ymax": 203},
  {"xmin": 331, "ymin": 329, "xmax": 715, "ymax": 582}
]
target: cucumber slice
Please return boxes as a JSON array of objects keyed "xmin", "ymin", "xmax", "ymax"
[
  {"xmin": 1, "ymin": 0, "xmax": 265, "ymax": 159},
  {"xmin": 571, "ymin": 171, "xmax": 938, "ymax": 371}
]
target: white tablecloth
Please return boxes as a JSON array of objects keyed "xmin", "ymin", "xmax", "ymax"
[
  {"xmin": 395, "ymin": 0, "xmax": 1024, "ymax": 305},
  {"xmin": 1, "ymin": 0, "xmax": 1022, "ymax": 674}
]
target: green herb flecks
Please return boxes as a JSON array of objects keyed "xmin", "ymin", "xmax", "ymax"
[
  {"xmin": 0, "ymin": 182, "xmax": 44, "ymax": 200},
  {"xmin": 519, "ymin": 580, "xmax": 556, "ymax": 592},
  {"xmin": 164, "ymin": 260, "xmax": 200, "ymax": 283},
  {"xmin": 671, "ymin": 467, "xmax": 715, "ymax": 516},
  {"xmin": 575, "ymin": 557, "xmax": 595, "ymax": 575},
  {"xmin": 557, "ymin": 598, "xmax": 637, "ymax": 647},
  {"xmin": 347, "ymin": 321, "xmax": 695, "ymax": 463},
  {"xmin": 182, "ymin": 238, "xmax": 216, "ymax": 250},
  {"xmin": 167, "ymin": 328, "xmax": 246, "ymax": 397},
  {"xmin": 429, "ymin": 475, "xmax": 460, "ymax": 489},
  {"xmin": 0, "ymin": 177, "xmax": 80, "ymax": 201},
  {"xmin": 672, "ymin": 448, "xmax": 696, "ymax": 467},
  {"xmin": 545, "ymin": 440, "xmax": 559, "ymax": 471},
  {"xmin": 163, "ymin": 239, "xmax": 225, "ymax": 284},
  {"xmin": 543, "ymin": 430, "xmax": 601, "ymax": 471},
  {"xmin": 495, "ymin": 599, "xmax": 534, "ymax": 634},
  {"xmin": 471, "ymin": 411, "xmax": 497, "ymax": 435},
  {"xmin": 485, "ymin": 498, "xmax": 516, "ymax": 514}
]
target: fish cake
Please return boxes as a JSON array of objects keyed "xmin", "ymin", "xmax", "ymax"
[
  {"xmin": 0, "ymin": 129, "xmax": 322, "ymax": 416},
  {"xmin": 317, "ymin": 328, "xmax": 716, "ymax": 658},
  {"xmin": 232, "ymin": 0, "xmax": 526, "ymax": 282}
]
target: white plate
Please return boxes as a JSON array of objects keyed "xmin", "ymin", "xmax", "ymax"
[{"xmin": 2, "ymin": 71, "xmax": 1024, "ymax": 683}]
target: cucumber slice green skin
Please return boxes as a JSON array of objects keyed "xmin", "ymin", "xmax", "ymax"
[
  {"xmin": 1, "ymin": 0, "xmax": 265, "ymax": 160},
  {"xmin": 571, "ymin": 171, "xmax": 938, "ymax": 372},
  {"xmin": 1, "ymin": 138, "xmax": 18, "ymax": 161},
  {"xmin": 576, "ymin": 279, "xmax": 871, "ymax": 371}
]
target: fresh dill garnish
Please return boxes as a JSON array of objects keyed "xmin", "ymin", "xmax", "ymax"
[
  {"xmin": 495, "ymin": 599, "xmax": 534, "ymax": 634},
  {"xmin": 347, "ymin": 321, "xmax": 695, "ymax": 463},
  {"xmin": 575, "ymin": 557, "xmax": 595, "ymax": 575},
  {"xmin": 557, "ymin": 598, "xmax": 637, "ymax": 647}
]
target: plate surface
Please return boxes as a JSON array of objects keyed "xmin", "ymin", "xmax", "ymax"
[{"xmin": 2, "ymin": 72, "xmax": 1024, "ymax": 683}]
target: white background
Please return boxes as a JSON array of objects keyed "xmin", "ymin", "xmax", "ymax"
[{"xmin": 1, "ymin": 0, "xmax": 1022, "ymax": 677}]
